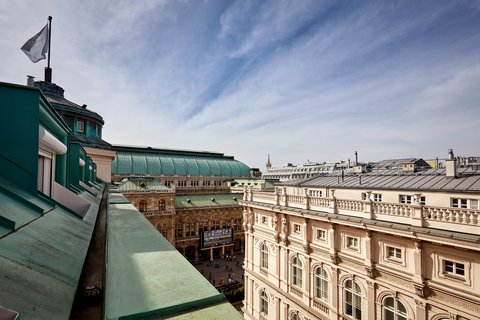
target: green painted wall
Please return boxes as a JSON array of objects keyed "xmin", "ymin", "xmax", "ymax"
[
  {"xmin": 0, "ymin": 84, "xmax": 41, "ymax": 194},
  {"xmin": 0, "ymin": 82, "xmax": 70, "ymax": 194}
]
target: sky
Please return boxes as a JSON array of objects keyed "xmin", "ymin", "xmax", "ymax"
[{"xmin": 1, "ymin": 1, "xmax": 480, "ymax": 170}]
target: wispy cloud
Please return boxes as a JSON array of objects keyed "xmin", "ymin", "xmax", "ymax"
[{"xmin": 1, "ymin": 0, "xmax": 479, "ymax": 169}]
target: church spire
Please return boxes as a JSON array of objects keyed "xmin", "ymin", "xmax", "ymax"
[{"xmin": 266, "ymin": 154, "xmax": 272, "ymax": 170}]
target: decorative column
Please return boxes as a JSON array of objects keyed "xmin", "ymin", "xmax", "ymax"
[
  {"xmin": 414, "ymin": 299, "xmax": 427, "ymax": 320},
  {"xmin": 366, "ymin": 280, "xmax": 376, "ymax": 320},
  {"xmin": 331, "ymin": 266, "xmax": 339, "ymax": 317},
  {"xmin": 194, "ymin": 246, "xmax": 199, "ymax": 262},
  {"xmin": 195, "ymin": 221, "xmax": 199, "ymax": 236},
  {"xmin": 275, "ymin": 296, "xmax": 281, "ymax": 320},
  {"xmin": 273, "ymin": 213, "xmax": 280, "ymax": 243},
  {"xmin": 364, "ymin": 231, "xmax": 377, "ymax": 278},
  {"xmin": 329, "ymin": 223, "xmax": 339, "ymax": 264},
  {"xmin": 280, "ymin": 215, "xmax": 289, "ymax": 246},
  {"xmin": 302, "ymin": 217, "xmax": 311, "ymax": 254},
  {"xmin": 412, "ymin": 240, "xmax": 428, "ymax": 297}
]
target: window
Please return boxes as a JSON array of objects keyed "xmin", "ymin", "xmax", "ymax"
[
  {"xmin": 291, "ymin": 256, "xmax": 303, "ymax": 287},
  {"xmin": 164, "ymin": 180, "xmax": 173, "ymax": 187},
  {"xmin": 399, "ymin": 195, "xmax": 412, "ymax": 204},
  {"xmin": 202, "ymin": 180, "xmax": 211, "ymax": 187},
  {"xmin": 139, "ymin": 200, "xmax": 147, "ymax": 212},
  {"xmin": 191, "ymin": 180, "xmax": 199, "ymax": 187},
  {"xmin": 176, "ymin": 224, "xmax": 183, "ymax": 238},
  {"xmin": 178, "ymin": 181, "xmax": 187, "ymax": 187},
  {"xmin": 309, "ymin": 190, "xmax": 322, "ymax": 197},
  {"xmin": 451, "ymin": 198, "xmax": 478, "ymax": 209},
  {"xmin": 214, "ymin": 181, "xmax": 222, "ymax": 187},
  {"xmin": 344, "ymin": 280, "xmax": 362, "ymax": 319},
  {"xmin": 386, "ymin": 246, "xmax": 402, "ymax": 260},
  {"xmin": 260, "ymin": 242, "xmax": 269, "ymax": 269},
  {"xmin": 260, "ymin": 290, "xmax": 268, "ymax": 315},
  {"xmin": 316, "ymin": 229, "xmax": 327, "ymax": 240},
  {"xmin": 158, "ymin": 199, "xmax": 166, "ymax": 211},
  {"xmin": 362, "ymin": 193, "xmax": 382, "ymax": 202},
  {"xmin": 77, "ymin": 120, "xmax": 85, "ymax": 133},
  {"xmin": 314, "ymin": 266, "xmax": 329, "ymax": 302},
  {"xmin": 294, "ymin": 223, "xmax": 301, "ymax": 234},
  {"xmin": 382, "ymin": 297, "xmax": 407, "ymax": 320},
  {"xmin": 185, "ymin": 223, "xmax": 194, "ymax": 237},
  {"xmin": 346, "ymin": 236, "xmax": 359, "ymax": 249},
  {"xmin": 443, "ymin": 260, "xmax": 465, "ymax": 277},
  {"xmin": 37, "ymin": 155, "xmax": 53, "ymax": 196},
  {"xmin": 261, "ymin": 216, "xmax": 268, "ymax": 224}
]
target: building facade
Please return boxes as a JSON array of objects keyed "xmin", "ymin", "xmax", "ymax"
[
  {"xmin": 242, "ymin": 151, "xmax": 480, "ymax": 320},
  {"xmin": 34, "ymin": 80, "xmax": 116, "ymax": 182},
  {"xmin": 113, "ymin": 145, "xmax": 252, "ymax": 261}
]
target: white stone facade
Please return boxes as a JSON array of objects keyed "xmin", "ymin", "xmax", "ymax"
[{"xmin": 241, "ymin": 185, "xmax": 480, "ymax": 320}]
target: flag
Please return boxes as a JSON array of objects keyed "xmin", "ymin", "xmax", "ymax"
[{"xmin": 21, "ymin": 24, "xmax": 49, "ymax": 63}]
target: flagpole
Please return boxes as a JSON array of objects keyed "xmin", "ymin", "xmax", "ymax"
[{"xmin": 45, "ymin": 16, "xmax": 52, "ymax": 82}]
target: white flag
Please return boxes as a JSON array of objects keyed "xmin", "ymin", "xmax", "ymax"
[{"xmin": 21, "ymin": 24, "xmax": 49, "ymax": 63}]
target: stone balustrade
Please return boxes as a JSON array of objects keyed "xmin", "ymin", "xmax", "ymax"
[
  {"xmin": 246, "ymin": 190, "xmax": 479, "ymax": 233},
  {"xmin": 142, "ymin": 210, "xmax": 175, "ymax": 216}
]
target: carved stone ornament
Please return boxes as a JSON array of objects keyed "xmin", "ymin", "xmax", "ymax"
[
  {"xmin": 365, "ymin": 265, "xmax": 378, "ymax": 279},
  {"xmin": 329, "ymin": 252, "xmax": 339, "ymax": 265},
  {"xmin": 303, "ymin": 243, "xmax": 312, "ymax": 254},
  {"xmin": 413, "ymin": 281, "xmax": 429, "ymax": 298},
  {"xmin": 274, "ymin": 234, "xmax": 280, "ymax": 243},
  {"xmin": 414, "ymin": 298, "xmax": 426, "ymax": 309}
]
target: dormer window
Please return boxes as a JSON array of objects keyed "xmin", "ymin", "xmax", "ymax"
[{"xmin": 77, "ymin": 120, "xmax": 85, "ymax": 133}]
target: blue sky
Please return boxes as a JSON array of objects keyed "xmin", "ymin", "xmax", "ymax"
[{"xmin": 1, "ymin": 1, "xmax": 480, "ymax": 170}]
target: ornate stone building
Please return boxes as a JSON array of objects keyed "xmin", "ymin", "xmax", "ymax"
[
  {"xmin": 242, "ymin": 150, "xmax": 480, "ymax": 320},
  {"xmin": 113, "ymin": 146, "xmax": 252, "ymax": 261}
]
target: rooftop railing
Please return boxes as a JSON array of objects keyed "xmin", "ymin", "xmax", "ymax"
[{"xmin": 242, "ymin": 188, "xmax": 479, "ymax": 234}]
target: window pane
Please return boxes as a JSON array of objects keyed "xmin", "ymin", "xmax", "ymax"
[
  {"xmin": 384, "ymin": 297, "xmax": 394, "ymax": 308},
  {"xmin": 384, "ymin": 309, "xmax": 394, "ymax": 320},
  {"xmin": 397, "ymin": 301, "xmax": 407, "ymax": 314}
]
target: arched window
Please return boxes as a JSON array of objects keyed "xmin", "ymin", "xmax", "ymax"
[
  {"xmin": 260, "ymin": 242, "xmax": 269, "ymax": 269},
  {"xmin": 382, "ymin": 297, "xmax": 408, "ymax": 320},
  {"xmin": 158, "ymin": 199, "xmax": 166, "ymax": 211},
  {"xmin": 291, "ymin": 256, "xmax": 303, "ymax": 287},
  {"xmin": 139, "ymin": 200, "xmax": 147, "ymax": 212},
  {"xmin": 260, "ymin": 290, "xmax": 268, "ymax": 315},
  {"xmin": 344, "ymin": 279, "xmax": 362, "ymax": 319},
  {"xmin": 314, "ymin": 266, "xmax": 329, "ymax": 302}
]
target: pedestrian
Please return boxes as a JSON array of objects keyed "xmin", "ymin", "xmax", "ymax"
[{"xmin": 219, "ymin": 277, "xmax": 225, "ymax": 286}]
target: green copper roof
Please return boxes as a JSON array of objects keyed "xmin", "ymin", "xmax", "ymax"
[
  {"xmin": 105, "ymin": 192, "xmax": 242, "ymax": 319},
  {"xmin": 117, "ymin": 177, "xmax": 171, "ymax": 192},
  {"xmin": 176, "ymin": 193, "xmax": 242, "ymax": 209},
  {"xmin": 0, "ymin": 177, "xmax": 102, "ymax": 320},
  {"xmin": 112, "ymin": 146, "xmax": 251, "ymax": 177}
]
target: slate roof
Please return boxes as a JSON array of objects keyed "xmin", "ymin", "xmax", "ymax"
[{"xmin": 285, "ymin": 168, "xmax": 480, "ymax": 192}]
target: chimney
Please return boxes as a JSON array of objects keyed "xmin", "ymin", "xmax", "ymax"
[
  {"xmin": 355, "ymin": 151, "xmax": 358, "ymax": 166},
  {"xmin": 446, "ymin": 149, "xmax": 457, "ymax": 179},
  {"xmin": 26, "ymin": 75, "xmax": 35, "ymax": 87}
]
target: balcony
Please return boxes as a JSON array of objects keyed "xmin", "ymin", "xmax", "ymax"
[{"xmin": 243, "ymin": 190, "xmax": 479, "ymax": 234}]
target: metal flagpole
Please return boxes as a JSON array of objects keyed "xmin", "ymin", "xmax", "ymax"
[{"xmin": 45, "ymin": 16, "xmax": 52, "ymax": 82}]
